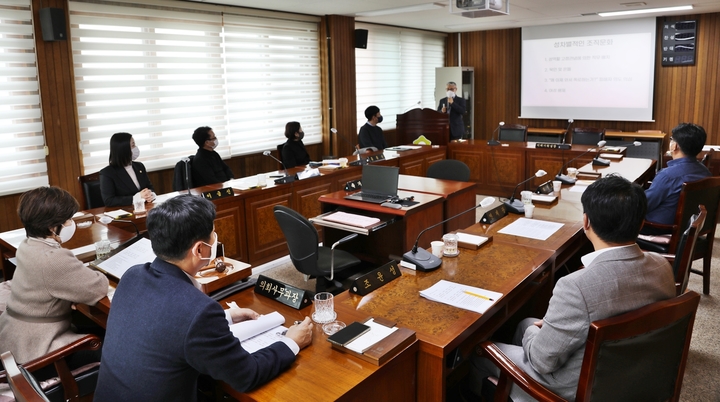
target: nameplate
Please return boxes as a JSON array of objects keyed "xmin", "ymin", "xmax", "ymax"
[
  {"xmin": 349, "ymin": 159, "xmax": 365, "ymax": 166},
  {"xmin": 350, "ymin": 261, "xmax": 402, "ymax": 296},
  {"xmin": 365, "ymin": 154, "xmax": 385, "ymax": 163},
  {"xmin": 535, "ymin": 180, "xmax": 554, "ymax": 194},
  {"xmin": 480, "ymin": 204, "xmax": 508, "ymax": 224},
  {"xmin": 201, "ymin": 187, "xmax": 234, "ymax": 200},
  {"xmin": 344, "ymin": 179, "xmax": 362, "ymax": 191},
  {"xmin": 254, "ymin": 275, "xmax": 312, "ymax": 310}
]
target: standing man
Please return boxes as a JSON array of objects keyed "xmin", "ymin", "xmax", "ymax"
[
  {"xmin": 191, "ymin": 126, "xmax": 235, "ymax": 186},
  {"xmin": 95, "ymin": 195, "xmax": 313, "ymax": 401},
  {"xmin": 358, "ymin": 105, "xmax": 388, "ymax": 151},
  {"xmin": 468, "ymin": 175, "xmax": 675, "ymax": 401},
  {"xmin": 437, "ymin": 81, "xmax": 467, "ymax": 141}
]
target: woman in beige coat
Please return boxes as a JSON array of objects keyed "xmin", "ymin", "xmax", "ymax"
[{"xmin": 0, "ymin": 186, "xmax": 108, "ymax": 364}]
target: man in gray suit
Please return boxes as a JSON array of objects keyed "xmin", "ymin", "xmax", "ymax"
[{"xmin": 469, "ymin": 174, "xmax": 676, "ymax": 401}]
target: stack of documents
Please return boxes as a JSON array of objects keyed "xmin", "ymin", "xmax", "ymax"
[
  {"xmin": 229, "ymin": 310, "xmax": 288, "ymax": 353},
  {"xmin": 344, "ymin": 319, "xmax": 398, "ymax": 353},
  {"xmin": 420, "ymin": 280, "xmax": 502, "ymax": 314},
  {"xmin": 323, "ymin": 211, "xmax": 381, "ymax": 228},
  {"xmin": 497, "ymin": 218, "xmax": 564, "ymax": 241}
]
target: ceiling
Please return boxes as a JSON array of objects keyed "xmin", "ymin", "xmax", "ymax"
[{"xmin": 186, "ymin": 0, "xmax": 720, "ymax": 33}]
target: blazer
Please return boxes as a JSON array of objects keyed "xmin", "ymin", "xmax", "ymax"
[
  {"xmin": 0, "ymin": 238, "xmax": 108, "ymax": 363},
  {"xmin": 437, "ymin": 96, "xmax": 467, "ymax": 140},
  {"xmin": 191, "ymin": 148, "xmax": 234, "ymax": 187},
  {"xmin": 94, "ymin": 258, "xmax": 295, "ymax": 402},
  {"xmin": 500, "ymin": 246, "xmax": 676, "ymax": 401},
  {"xmin": 99, "ymin": 162, "xmax": 154, "ymax": 207},
  {"xmin": 281, "ymin": 139, "xmax": 310, "ymax": 168}
]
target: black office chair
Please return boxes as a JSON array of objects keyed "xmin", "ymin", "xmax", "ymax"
[
  {"xmin": 498, "ymin": 124, "xmax": 527, "ymax": 142},
  {"xmin": 273, "ymin": 205, "xmax": 360, "ymax": 292},
  {"xmin": 172, "ymin": 155, "xmax": 194, "ymax": 191},
  {"xmin": 571, "ymin": 127, "xmax": 604, "ymax": 145},
  {"xmin": 426, "ymin": 159, "xmax": 471, "ymax": 182},
  {"xmin": 78, "ymin": 172, "xmax": 104, "ymax": 209}
]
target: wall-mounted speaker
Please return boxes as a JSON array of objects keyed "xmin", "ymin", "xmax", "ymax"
[
  {"xmin": 354, "ymin": 29, "xmax": 368, "ymax": 49},
  {"xmin": 39, "ymin": 8, "xmax": 67, "ymax": 42}
]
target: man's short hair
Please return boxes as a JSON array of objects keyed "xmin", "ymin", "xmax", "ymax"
[
  {"xmin": 146, "ymin": 195, "xmax": 216, "ymax": 261},
  {"xmin": 581, "ymin": 174, "xmax": 647, "ymax": 243},
  {"xmin": 364, "ymin": 105, "xmax": 380, "ymax": 121},
  {"xmin": 446, "ymin": 81, "xmax": 457, "ymax": 87},
  {"xmin": 192, "ymin": 126, "xmax": 213, "ymax": 148},
  {"xmin": 671, "ymin": 123, "xmax": 706, "ymax": 157}
]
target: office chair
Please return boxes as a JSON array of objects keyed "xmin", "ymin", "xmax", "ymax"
[
  {"xmin": 480, "ymin": 291, "xmax": 701, "ymax": 402},
  {"xmin": 172, "ymin": 156, "xmax": 194, "ymax": 191},
  {"xmin": 77, "ymin": 172, "xmax": 104, "ymax": 210},
  {"xmin": 426, "ymin": 159, "xmax": 470, "ymax": 182},
  {"xmin": 273, "ymin": 205, "xmax": 361, "ymax": 292},
  {"xmin": 571, "ymin": 127, "xmax": 604, "ymax": 145},
  {"xmin": 663, "ymin": 206, "xmax": 706, "ymax": 295},
  {"xmin": 497, "ymin": 124, "xmax": 527, "ymax": 142}
]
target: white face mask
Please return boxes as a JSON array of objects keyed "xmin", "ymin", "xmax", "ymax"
[
  {"xmin": 446, "ymin": 90, "xmax": 456, "ymax": 98},
  {"xmin": 211, "ymin": 139, "xmax": 219, "ymax": 150},
  {"xmin": 53, "ymin": 219, "xmax": 76, "ymax": 244},
  {"xmin": 200, "ymin": 233, "xmax": 217, "ymax": 262},
  {"xmin": 131, "ymin": 146, "xmax": 140, "ymax": 161}
]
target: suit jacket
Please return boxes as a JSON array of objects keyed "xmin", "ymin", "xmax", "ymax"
[
  {"xmin": 358, "ymin": 123, "xmax": 387, "ymax": 150},
  {"xmin": 0, "ymin": 238, "xmax": 108, "ymax": 363},
  {"xmin": 94, "ymin": 258, "xmax": 295, "ymax": 402},
  {"xmin": 501, "ymin": 245, "xmax": 675, "ymax": 401},
  {"xmin": 281, "ymin": 139, "xmax": 310, "ymax": 168},
  {"xmin": 99, "ymin": 162, "xmax": 154, "ymax": 207},
  {"xmin": 437, "ymin": 96, "xmax": 466, "ymax": 140},
  {"xmin": 191, "ymin": 148, "xmax": 234, "ymax": 187}
]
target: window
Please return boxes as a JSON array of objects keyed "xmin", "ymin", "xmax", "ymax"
[
  {"xmin": 0, "ymin": 0, "xmax": 47, "ymax": 196},
  {"xmin": 70, "ymin": 0, "xmax": 321, "ymax": 174},
  {"xmin": 355, "ymin": 23, "xmax": 445, "ymax": 131}
]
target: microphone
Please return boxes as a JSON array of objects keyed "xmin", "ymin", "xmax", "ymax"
[
  {"xmin": 113, "ymin": 219, "xmax": 140, "ymax": 237},
  {"xmin": 555, "ymin": 140, "xmax": 606, "ymax": 185},
  {"xmin": 487, "ymin": 121, "xmax": 504, "ymax": 146},
  {"xmin": 557, "ymin": 119, "xmax": 573, "ymax": 150},
  {"xmin": 262, "ymin": 150, "xmax": 296, "ymax": 184},
  {"xmin": 503, "ymin": 170, "xmax": 547, "ymax": 214},
  {"xmin": 592, "ymin": 141, "xmax": 641, "ymax": 166},
  {"xmin": 403, "ymin": 197, "xmax": 496, "ymax": 272},
  {"xmin": 403, "ymin": 100, "xmax": 422, "ymax": 113},
  {"xmin": 331, "ymin": 128, "xmax": 361, "ymax": 156}
]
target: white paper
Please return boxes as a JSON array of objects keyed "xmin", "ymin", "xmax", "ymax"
[
  {"xmin": 455, "ymin": 232, "xmax": 489, "ymax": 247},
  {"xmin": 323, "ymin": 211, "xmax": 380, "ymax": 228},
  {"xmin": 229, "ymin": 311, "xmax": 287, "ymax": 353},
  {"xmin": 70, "ymin": 244, "xmax": 96, "ymax": 256},
  {"xmin": 420, "ymin": 280, "xmax": 502, "ymax": 314},
  {"xmin": 345, "ymin": 318, "xmax": 398, "ymax": 353},
  {"xmin": 497, "ymin": 218, "xmax": 564, "ymax": 241},
  {"xmin": 531, "ymin": 194, "xmax": 557, "ymax": 203},
  {"xmin": 0, "ymin": 228, "xmax": 27, "ymax": 249},
  {"xmin": 104, "ymin": 209, "xmax": 132, "ymax": 219},
  {"xmin": 96, "ymin": 237, "xmax": 156, "ymax": 279},
  {"xmin": 570, "ymin": 186, "xmax": 587, "ymax": 193}
]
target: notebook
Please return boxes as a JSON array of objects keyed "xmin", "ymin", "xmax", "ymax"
[{"xmin": 344, "ymin": 165, "xmax": 400, "ymax": 204}]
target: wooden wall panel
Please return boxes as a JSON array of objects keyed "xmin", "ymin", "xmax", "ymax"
[{"xmin": 326, "ymin": 15, "xmax": 358, "ymax": 158}]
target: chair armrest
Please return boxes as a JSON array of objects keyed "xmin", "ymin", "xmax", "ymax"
[
  {"xmin": 480, "ymin": 341, "xmax": 566, "ymax": 402},
  {"xmin": 329, "ymin": 233, "xmax": 359, "ymax": 280}
]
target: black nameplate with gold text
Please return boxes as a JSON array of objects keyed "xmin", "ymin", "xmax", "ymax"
[
  {"xmin": 201, "ymin": 187, "xmax": 234, "ymax": 200},
  {"xmin": 535, "ymin": 142, "xmax": 559, "ymax": 149},
  {"xmin": 535, "ymin": 180, "xmax": 554, "ymax": 194},
  {"xmin": 350, "ymin": 261, "xmax": 402, "ymax": 296},
  {"xmin": 480, "ymin": 204, "xmax": 508, "ymax": 224},
  {"xmin": 254, "ymin": 275, "xmax": 312, "ymax": 310},
  {"xmin": 344, "ymin": 179, "xmax": 362, "ymax": 191},
  {"xmin": 366, "ymin": 154, "xmax": 386, "ymax": 163}
]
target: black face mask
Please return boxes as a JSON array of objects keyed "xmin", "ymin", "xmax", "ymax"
[
  {"xmin": 297, "ymin": 131, "xmax": 304, "ymax": 140},
  {"xmin": 377, "ymin": 115, "xmax": 384, "ymax": 124}
]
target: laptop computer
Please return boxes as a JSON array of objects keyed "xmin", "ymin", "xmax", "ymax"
[{"xmin": 344, "ymin": 165, "xmax": 399, "ymax": 204}]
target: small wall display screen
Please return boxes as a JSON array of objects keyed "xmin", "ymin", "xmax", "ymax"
[{"xmin": 661, "ymin": 20, "xmax": 697, "ymax": 67}]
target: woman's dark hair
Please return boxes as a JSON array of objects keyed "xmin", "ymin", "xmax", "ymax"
[
  {"xmin": 18, "ymin": 186, "xmax": 79, "ymax": 238},
  {"xmin": 109, "ymin": 132, "xmax": 133, "ymax": 168},
  {"xmin": 146, "ymin": 195, "xmax": 216, "ymax": 261},
  {"xmin": 284, "ymin": 122, "xmax": 301, "ymax": 139},
  {"xmin": 581, "ymin": 174, "xmax": 647, "ymax": 244},
  {"xmin": 192, "ymin": 126, "xmax": 213, "ymax": 147}
]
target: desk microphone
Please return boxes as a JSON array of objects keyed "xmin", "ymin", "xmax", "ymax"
[
  {"xmin": 403, "ymin": 100, "xmax": 422, "ymax": 113},
  {"xmin": 487, "ymin": 121, "xmax": 504, "ymax": 146},
  {"xmin": 592, "ymin": 141, "xmax": 640, "ymax": 166},
  {"xmin": 555, "ymin": 140, "xmax": 606, "ymax": 185},
  {"xmin": 503, "ymin": 170, "xmax": 547, "ymax": 214},
  {"xmin": 557, "ymin": 119, "xmax": 573, "ymax": 150},
  {"xmin": 262, "ymin": 150, "xmax": 296, "ymax": 184},
  {"xmin": 403, "ymin": 197, "xmax": 496, "ymax": 272}
]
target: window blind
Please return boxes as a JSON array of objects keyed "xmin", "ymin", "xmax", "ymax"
[
  {"xmin": 355, "ymin": 23, "xmax": 445, "ymax": 131},
  {"xmin": 0, "ymin": 0, "xmax": 47, "ymax": 196}
]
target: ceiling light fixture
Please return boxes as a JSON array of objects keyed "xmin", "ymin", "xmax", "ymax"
[
  {"xmin": 598, "ymin": 5, "xmax": 692, "ymax": 17},
  {"xmin": 356, "ymin": 2, "xmax": 445, "ymax": 17}
]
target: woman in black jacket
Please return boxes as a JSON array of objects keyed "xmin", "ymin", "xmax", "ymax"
[
  {"xmin": 281, "ymin": 121, "xmax": 310, "ymax": 168},
  {"xmin": 99, "ymin": 132, "xmax": 155, "ymax": 207}
]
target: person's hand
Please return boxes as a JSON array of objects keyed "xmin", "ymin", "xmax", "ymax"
[
  {"xmin": 533, "ymin": 320, "xmax": 543, "ymax": 328},
  {"xmin": 441, "ymin": 105, "xmax": 447, "ymax": 113},
  {"xmin": 228, "ymin": 308, "xmax": 260, "ymax": 323},
  {"xmin": 139, "ymin": 188, "xmax": 153, "ymax": 202},
  {"xmin": 285, "ymin": 317, "xmax": 313, "ymax": 349},
  {"xmin": 447, "ymin": 96, "xmax": 454, "ymax": 105}
]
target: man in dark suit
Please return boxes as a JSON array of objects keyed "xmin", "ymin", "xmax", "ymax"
[
  {"xmin": 436, "ymin": 81, "xmax": 467, "ymax": 141},
  {"xmin": 191, "ymin": 126, "xmax": 235, "ymax": 186},
  {"xmin": 94, "ymin": 195, "xmax": 313, "ymax": 402}
]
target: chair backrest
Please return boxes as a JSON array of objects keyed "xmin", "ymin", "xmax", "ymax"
[
  {"xmin": 78, "ymin": 172, "xmax": 104, "ymax": 209},
  {"xmin": 670, "ymin": 176, "xmax": 720, "ymax": 253},
  {"xmin": 700, "ymin": 148, "xmax": 714, "ymax": 168},
  {"xmin": 1, "ymin": 351, "xmax": 49, "ymax": 402},
  {"xmin": 572, "ymin": 127, "xmax": 604, "ymax": 145},
  {"xmin": 426, "ymin": 159, "xmax": 471, "ymax": 182},
  {"xmin": 672, "ymin": 206, "xmax": 706, "ymax": 295},
  {"xmin": 273, "ymin": 205, "xmax": 321, "ymax": 277},
  {"xmin": 172, "ymin": 156, "xmax": 194, "ymax": 191},
  {"xmin": 498, "ymin": 124, "xmax": 527, "ymax": 142},
  {"xmin": 576, "ymin": 291, "xmax": 701, "ymax": 402}
]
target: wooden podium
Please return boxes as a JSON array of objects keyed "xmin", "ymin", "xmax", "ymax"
[{"xmin": 396, "ymin": 108, "xmax": 450, "ymax": 145}]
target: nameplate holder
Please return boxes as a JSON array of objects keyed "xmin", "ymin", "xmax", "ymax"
[
  {"xmin": 480, "ymin": 204, "xmax": 508, "ymax": 224},
  {"xmin": 349, "ymin": 159, "xmax": 366, "ymax": 166},
  {"xmin": 344, "ymin": 179, "xmax": 362, "ymax": 192},
  {"xmin": 201, "ymin": 187, "xmax": 234, "ymax": 200},
  {"xmin": 365, "ymin": 154, "xmax": 386, "ymax": 163},
  {"xmin": 274, "ymin": 174, "xmax": 297, "ymax": 185},
  {"xmin": 254, "ymin": 275, "xmax": 312, "ymax": 310},
  {"xmin": 535, "ymin": 143, "xmax": 559, "ymax": 149},
  {"xmin": 535, "ymin": 181, "xmax": 554, "ymax": 194},
  {"xmin": 350, "ymin": 261, "xmax": 402, "ymax": 296}
]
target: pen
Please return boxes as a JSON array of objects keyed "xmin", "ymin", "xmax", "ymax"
[{"xmin": 463, "ymin": 290, "xmax": 494, "ymax": 301}]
